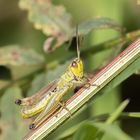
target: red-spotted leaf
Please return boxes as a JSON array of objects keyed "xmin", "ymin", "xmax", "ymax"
[
  {"xmin": 19, "ymin": 0, "xmax": 73, "ymax": 51},
  {"xmin": 0, "ymin": 45, "xmax": 44, "ymax": 80}
]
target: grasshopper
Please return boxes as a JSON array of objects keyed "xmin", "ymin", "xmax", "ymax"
[{"xmin": 15, "ymin": 27, "xmax": 90, "ymax": 129}]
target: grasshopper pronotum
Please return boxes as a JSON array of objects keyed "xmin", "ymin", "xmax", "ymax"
[{"xmin": 15, "ymin": 27, "xmax": 90, "ymax": 129}]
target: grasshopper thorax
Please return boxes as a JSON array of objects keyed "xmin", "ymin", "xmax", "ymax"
[{"xmin": 69, "ymin": 58, "xmax": 84, "ymax": 79}]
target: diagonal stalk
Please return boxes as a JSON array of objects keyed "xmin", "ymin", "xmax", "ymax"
[{"xmin": 24, "ymin": 38, "xmax": 140, "ymax": 140}]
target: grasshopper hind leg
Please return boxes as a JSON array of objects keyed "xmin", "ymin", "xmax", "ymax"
[
  {"xmin": 57, "ymin": 102, "xmax": 72, "ymax": 117},
  {"xmin": 29, "ymin": 101, "xmax": 71, "ymax": 129},
  {"xmin": 29, "ymin": 123, "xmax": 36, "ymax": 129},
  {"xmin": 29, "ymin": 94, "xmax": 59, "ymax": 129},
  {"xmin": 15, "ymin": 80, "xmax": 57, "ymax": 106}
]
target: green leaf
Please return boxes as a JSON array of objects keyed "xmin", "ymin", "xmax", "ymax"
[
  {"xmin": 57, "ymin": 124, "xmax": 80, "ymax": 140},
  {"xmin": 0, "ymin": 86, "xmax": 27, "ymax": 140},
  {"xmin": 0, "ymin": 45, "xmax": 44, "ymax": 80},
  {"xmin": 19, "ymin": 0, "xmax": 72, "ymax": 51},
  {"xmin": 0, "ymin": 45, "xmax": 44, "ymax": 66},
  {"xmin": 58, "ymin": 100, "xmax": 130, "ymax": 140},
  {"xmin": 0, "ymin": 80, "xmax": 10, "ymax": 89},
  {"xmin": 95, "ymin": 99, "xmax": 130, "ymax": 140},
  {"xmin": 106, "ymin": 99, "xmax": 129, "ymax": 124},
  {"xmin": 123, "ymin": 112, "xmax": 140, "ymax": 118},
  {"xmin": 93, "ymin": 122, "xmax": 133, "ymax": 140},
  {"xmin": 72, "ymin": 121, "xmax": 133, "ymax": 140},
  {"xmin": 77, "ymin": 17, "xmax": 123, "ymax": 36},
  {"xmin": 73, "ymin": 123, "xmax": 98, "ymax": 140}
]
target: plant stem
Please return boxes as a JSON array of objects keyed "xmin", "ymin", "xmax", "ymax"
[{"xmin": 23, "ymin": 36, "xmax": 140, "ymax": 140}]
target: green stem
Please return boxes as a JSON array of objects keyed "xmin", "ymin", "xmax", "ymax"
[{"xmin": 81, "ymin": 30, "xmax": 140, "ymax": 57}]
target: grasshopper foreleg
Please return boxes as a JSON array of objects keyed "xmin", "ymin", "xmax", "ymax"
[
  {"xmin": 82, "ymin": 76, "xmax": 100, "ymax": 89},
  {"xmin": 29, "ymin": 93, "xmax": 63, "ymax": 129}
]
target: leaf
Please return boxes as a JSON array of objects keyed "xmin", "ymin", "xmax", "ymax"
[
  {"xmin": 72, "ymin": 121, "xmax": 133, "ymax": 140},
  {"xmin": 0, "ymin": 86, "xmax": 27, "ymax": 140},
  {"xmin": 76, "ymin": 17, "xmax": 123, "ymax": 36},
  {"xmin": 19, "ymin": 0, "xmax": 123, "ymax": 52},
  {"xmin": 43, "ymin": 16, "xmax": 123, "ymax": 51},
  {"xmin": 57, "ymin": 124, "xmax": 81, "ymax": 140},
  {"xmin": 19, "ymin": 0, "xmax": 72, "ymax": 51},
  {"xmin": 73, "ymin": 123, "xmax": 98, "ymax": 140},
  {"xmin": 95, "ymin": 99, "xmax": 130, "ymax": 140},
  {"xmin": 0, "ymin": 80, "xmax": 10, "ymax": 89},
  {"xmin": 58, "ymin": 100, "xmax": 129, "ymax": 140},
  {"xmin": 93, "ymin": 122, "xmax": 133, "ymax": 140},
  {"xmin": 123, "ymin": 112, "xmax": 140, "ymax": 118},
  {"xmin": 0, "ymin": 45, "xmax": 44, "ymax": 80},
  {"xmin": 0, "ymin": 45, "xmax": 44, "ymax": 66},
  {"xmin": 106, "ymin": 99, "xmax": 129, "ymax": 124},
  {"xmin": 81, "ymin": 30, "xmax": 140, "ymax": 57}
]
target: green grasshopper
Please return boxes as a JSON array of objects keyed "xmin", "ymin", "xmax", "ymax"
[{"xmin": 15, "ymin": 27, "xmax": 90, "ymax": 129}]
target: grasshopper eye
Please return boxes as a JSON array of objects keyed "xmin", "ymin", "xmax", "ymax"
[{"xmin": 71, "ymin": 61, "xmax": 77, "ymax": 67}]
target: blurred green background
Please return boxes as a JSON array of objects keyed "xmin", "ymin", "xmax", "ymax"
[{"xmin": 0, "ymin": 0, "xmax": 140, "ymax": 140}]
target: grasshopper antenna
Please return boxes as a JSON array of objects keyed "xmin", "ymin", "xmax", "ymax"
[{"xmin": 76, "ymin": 25, "xmax": 80, "ymax": 59}]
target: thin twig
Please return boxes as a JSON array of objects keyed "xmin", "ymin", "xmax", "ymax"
[{"xmin": 81, "ymin": 30, "xmax": 140, "ymax": 57}]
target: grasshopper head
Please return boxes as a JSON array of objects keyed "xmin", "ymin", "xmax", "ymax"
[{"xmin": 69, "ymin": 58, "xmax": 84, "ymax": 79}]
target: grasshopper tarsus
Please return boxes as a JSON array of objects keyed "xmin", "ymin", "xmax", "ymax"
[
  {"xmin": 15, "ymin": 99, "xmax": 22, "ymax": 105},
  {"xmin": 84, "ymin": 83, "xmax": 100, "ymax": 89},
  {"xmin": 74, "ymin": 82, "xmax": 100, "ymax": 92},
  {"xmin": 84, "ymin": 76, "xmax": 100, "ymax": 88},
  {"xmin": 83, "ymin": 83, "xmax": 91, "ymax": 89},
  {"xmin": 92, "ymin": 83, "xmax": 100, "ymax": 88},
  {"xmin": 29, "ymin": 123, "xmax": 35, "ymax": 130}
]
